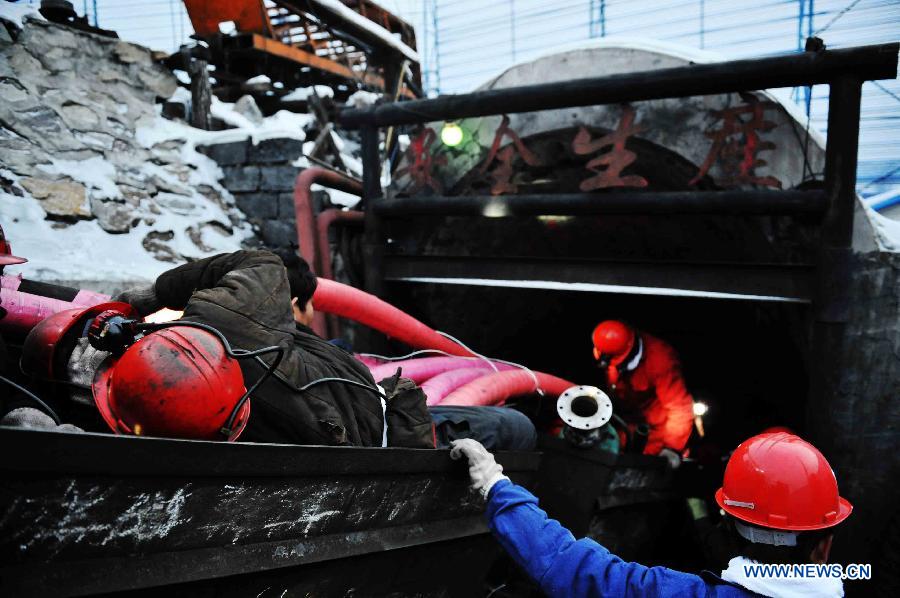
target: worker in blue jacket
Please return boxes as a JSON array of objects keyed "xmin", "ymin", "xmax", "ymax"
[{"xmin": 450, "ymin": 431, "xmax": 852, "ymax": 598}]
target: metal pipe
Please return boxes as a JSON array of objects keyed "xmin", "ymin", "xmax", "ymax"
[
  {"xmin": 360, "ymin": 126, "xmax": 386, "ymax": 303},
  {"xmin": 316, "ymin": 210, "xmax": 364, "ymax": 282},
  {"xmin": 374, "ymin": 190, "xmax": 828, "ymax": 217},
  {"xmin": 316, "ymin": 209, "xmax": 364, "ymax": 337},
  {"xmin": 339, "ymin": 42, "xmax": 898, "ymax": 128},
  {"xmin": 292, "ymin": 168, "xmax": 363, "ymax": 337},
  {"xmin": 807, "ymin": 75, "xmax": 862, "ymax": 458}
]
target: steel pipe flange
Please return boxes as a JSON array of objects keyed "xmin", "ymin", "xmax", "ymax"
[{"xmin": 556, "ymin": 385, "xmax": 613, "ymax": 431}]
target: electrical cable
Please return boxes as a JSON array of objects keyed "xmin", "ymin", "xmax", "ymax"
[
  {"xmin": 360, "ymin": 339, "xmax": 544, "ymax": 397},
  {"xmin": 873, "ymin": 81, "xmax": 900, "ymax": 106},
  {"xmin": 435, "ymin": 330, "xmax": 544, "ymax": 394},
  {"xmin": 250, "ymin": 354, "xmax": 388, "ymax": 400},
  {"xmin": 0, "ymin": 374, "xmax": 62, "ymax": 425},
  {"xmin": 297, "ymin": 376, "xmax": 388, "ymax": 399},
  {"xmin": 813, "ymin": 0, "xmax": 865, "ymax": 37}
]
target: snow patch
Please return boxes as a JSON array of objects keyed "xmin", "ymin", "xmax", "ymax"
[
  {"xmin": 0, "ymin": 2, "xmax": 44, "ymax": 29},
  {"xmin": 311, "ymin": 184, "xmax": 360, "ymax": 209},
  {"xmin": 1, "ymin": 188, "xmax": 244, "ymax": 283},
  {"xmin": 137, "ymin": 97, "xmax": 313, "ymax": 148},
  {"xmin": 866, "ymin": 206, "xmax": 900, "ymax": 252},
  {"xmin": 281, "ymin": 85, "xmax": 335, "ymax": 101},
  {"xmin": 347, "ymin": 90, "xmax": 381, "ymax": 108},
  {"xmin": 307, "ymin": 0, "xmax": 419, "ymax": 63},
  {"xmin": 246, "ymin": 74, "xmax": 271, "ymax": 85},
  {"xmin": 39, "ymin": 156, "xmax": 121, "ymax": 200}
]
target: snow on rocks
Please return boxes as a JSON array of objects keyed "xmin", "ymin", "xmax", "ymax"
[
  {"xmin": 0, "ymin": 2, "xmax": 44, "ymax": 30},
  {"xmin": 0, "ymin": 18, "xmax": 250, "ymax": 288}
]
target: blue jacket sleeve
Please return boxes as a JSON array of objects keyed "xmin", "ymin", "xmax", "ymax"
[{"xmin": 486, "ymin": 479, "xmax": 712, "ymax": 598}]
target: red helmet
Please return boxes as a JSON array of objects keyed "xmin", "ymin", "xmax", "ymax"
[
  {"xmin": 0, "ymin": 224, "xmax": 27, "ymax": 266},
  {"xmin": 591, "ymin": 320, "xmax": 635, "ymax": 365},
  {"xmin": 760, "ymin": 425, "xmax": 795, "ymax": 435},
  {"xmin": 21, "ymin": 302, "xmax": 137, "ymax": 379},
  {"xmin": 715, "ymin": 432, "xmax": 852, "ymax": 531},
  {"xmin": 92, "ymin": 326, "xmax": 249, "ymax": 441}
]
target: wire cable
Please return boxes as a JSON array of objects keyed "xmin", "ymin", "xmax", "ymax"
[
  {"xmin": 813, "ymin": 0, "xmax": 865, "ymax": 37},
  {"xmin": 297, "ymin": 376, "xmax": 388, "ymax": 399},
  {"xmin": 0, "ymin": 374, "xmax": 62, "ymax": 425},
  {"xmin": 434, "ymin": 330, "xmax": 544, "ymax": 394}
]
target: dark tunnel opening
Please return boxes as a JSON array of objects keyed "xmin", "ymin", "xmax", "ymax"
[{"xmin": 389, "ymin": 283, "xmax": 811, "ymax": 454}]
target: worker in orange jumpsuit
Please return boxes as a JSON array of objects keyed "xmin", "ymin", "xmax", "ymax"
[{"xmin": 592, "ymin": 320, "xmax": 694, "ymax": 466}]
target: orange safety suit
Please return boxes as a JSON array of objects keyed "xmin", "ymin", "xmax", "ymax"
[{"xmin": 604, "ymin": 332, "xmax": 694, "ymax": 455}]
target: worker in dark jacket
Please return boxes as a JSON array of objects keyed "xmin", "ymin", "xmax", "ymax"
[
  {"xmin": 591, "ymin": 320, "xmax": 694, "ymax": 465},
  {"xmin": 117, "ymin": 249, "xmax": 428, "ymax": 447},
  {"xmin": 117, "ymin": 249, "xmax": 535, "ymax": 450},
  {"xmin": 451, "ymin": 432, "xmax": 851, "ymax": 597}
]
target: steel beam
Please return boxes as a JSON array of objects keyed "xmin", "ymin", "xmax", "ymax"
[
  {"xmin": 361, "ymin": 126, "xmax": 387, "ymax": 302},
  {"xmin": 339, "ymin": 42, "xmax": 898, "ymax": 128},
  {"xmin": 807, "ymin": 75, "xmax": 863, "ymax": 460},
  {"xmin": 374, "ymin": 190, "xmax": 827, "ymax": 217}
]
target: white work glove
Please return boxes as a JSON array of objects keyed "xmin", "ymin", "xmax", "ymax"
[
  {"xmin": 450, "ymin": 438, "xmax": 509, "ymax": 498},
  {"xmin": 659, "ymin": 447, "xmax": 682, "ymax": 469}
]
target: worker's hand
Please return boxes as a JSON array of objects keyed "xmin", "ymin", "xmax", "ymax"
[
  {"xmin": 113, "ymin": 285, "xmax": 162, "ymax": 317},
  {"xmin": 659, "ymin": 447, "xmax": 682, "ymax": 469},
  {"xmin": 450, "ymin": 438, "xmax": 509, "ymax": 498}
]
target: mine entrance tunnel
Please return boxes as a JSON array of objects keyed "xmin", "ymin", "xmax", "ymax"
[{"xmin": 391, "ymin": 282, "xmax": 810, "ymax": 450}]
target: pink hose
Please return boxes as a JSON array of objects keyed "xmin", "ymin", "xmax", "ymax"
[
  {"xmin": 368, "ymin": 356, "xmax": 513, "ymax": 385},
  {"xmin": 421, "ymin": 367, "xmax": 495, "ymax": 406},
  {"xmin": 0, "ymin": 288, "xmax": 96, "ymax": 334},
  {"xmin": 440, "ymin": 370, "xmax": 574, "ymax": 407},
  {"xmin": 312, "ymin": 278, "xmax": 474, "ymax": 357},
  {"xmin": 1, "ymin": 275, "xmax": 110, "ymax": 306}
]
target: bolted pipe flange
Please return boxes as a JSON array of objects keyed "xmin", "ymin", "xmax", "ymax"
[{"xmin": 556, "ymin": 385, "xmax": 613, "ymax": 431}]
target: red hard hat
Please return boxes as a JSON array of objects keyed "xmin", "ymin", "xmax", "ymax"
[
  {"xmin": 715, "ymin": 432, "xmax": 852, "ymax": 531},
  {"xmin": 21, "ymin": 302, "xmax": 137, "ymax": 379},
  {"xmin": 0, "ymin": 224, "xmax": 27, "ymax": 266},
  {"xmin": 761, "ymin": 425, "xmax": 795, "ymax": 435},
  {"xmin": 92, "ymin": 326, "xmax": 249, "ymax": 441},
  {"xmin": 591, "ymin": 320, "xmax": 635, "ymax": 364}
]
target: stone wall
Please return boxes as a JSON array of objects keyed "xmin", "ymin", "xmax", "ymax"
[{"xmin": 198, "ymin": 138, "xmax": 328, "ymax": 251}]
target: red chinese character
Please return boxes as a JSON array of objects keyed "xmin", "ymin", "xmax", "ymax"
[
  {"xmin": 572, "ymin": 105, "xmax": 648, "ymax": 191},
  {"xmin": 477, "ymin": 115, "xmax": 543, "ymax": 195},
  {"xmin": 395, "ymin": 127, "xmax": 447, "ymax": 194},
  {"xmin": 690, "ymin": 96, "xmax": 782, "ymax": 188}
]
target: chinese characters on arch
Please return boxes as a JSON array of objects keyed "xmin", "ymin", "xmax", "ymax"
[{"xmin": 394, "ymin": 97, "xmax": 783, "ymax": 195}]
